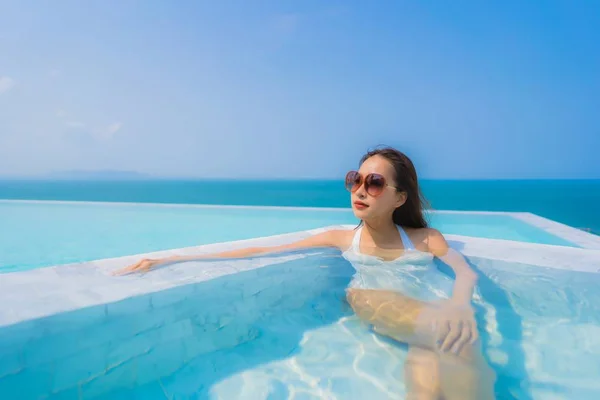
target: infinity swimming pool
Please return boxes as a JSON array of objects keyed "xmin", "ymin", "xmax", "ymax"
[
  {"xmin": 1, "ymin": 229, "xmax": 600, "ymax": 399},
  {"xmin": 1, "ymin": 200, "xmax": 600, "ymax": 399},
  {"xmin": 0, "ymin": 200, "xmax": 588, "ymax": 273}
]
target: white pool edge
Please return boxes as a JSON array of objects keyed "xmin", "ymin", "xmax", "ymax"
[
  {"xmin": 511, "ymin": 212, "xmax": 600, "ymax": 250},
  {"xmin": 1, "ymin": 224, "xmax": 600, "ymax": 329}
]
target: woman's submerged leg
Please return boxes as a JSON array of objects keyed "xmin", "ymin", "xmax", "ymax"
[
  {"xmin": 346, "ymin": 288, "xmax": 496, "ymax": 400},
  {"xmin": 404, "ymin": 346, "xmax": 442, "ymax": 400}
]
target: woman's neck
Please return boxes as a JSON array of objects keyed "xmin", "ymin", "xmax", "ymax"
[{"xmin": 362, "ymin": 217, "xmax": 399, "ymax": 245}]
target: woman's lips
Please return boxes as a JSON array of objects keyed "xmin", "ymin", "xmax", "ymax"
[{"xmin": 353, "ymin": 201, "xmax": 369, "ymax": 210}]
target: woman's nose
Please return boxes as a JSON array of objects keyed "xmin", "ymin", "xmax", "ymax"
[{"xmin": 355, "ymin": 183, "xmax": 367, "ymax": 198}]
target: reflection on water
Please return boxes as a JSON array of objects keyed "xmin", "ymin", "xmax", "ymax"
[
  {"xmin": 465, "ymin": 257, "xmax": 600, "ymax": 399},
  {"xmin": 0, "ymin": 249, "xmax": 599, "ymax": 399}
]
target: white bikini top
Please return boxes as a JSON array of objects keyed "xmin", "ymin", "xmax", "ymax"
[
  {"xmin": 353, "ymin": 223, "xmax": 416, "ymax": 251},
  {"xmin": 342, "ymin": 224, "xmax": 434, "ymax": 268}
]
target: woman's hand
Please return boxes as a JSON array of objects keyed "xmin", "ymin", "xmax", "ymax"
[
  {"xmin": 113, "ymin": 258, "xmax": 163, "ymax": 275},
  {"xmin": 430, "ymin": 300, "xmax": 479, "ymax": 355}
]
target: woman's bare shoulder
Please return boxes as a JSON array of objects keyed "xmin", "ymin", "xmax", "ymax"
[{"xmin": 404, "ymin": 227, "xmax": 449, "ymax": 252}]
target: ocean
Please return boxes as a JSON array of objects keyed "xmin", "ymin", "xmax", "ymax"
[{"xmin": 0, "ymin": 179, "xmax": 598, "ymax": 235}]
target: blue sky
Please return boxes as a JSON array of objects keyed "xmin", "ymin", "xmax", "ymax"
[{"xmin": 0, "ymin": 1, "xmax": 598, "ymax": 179}]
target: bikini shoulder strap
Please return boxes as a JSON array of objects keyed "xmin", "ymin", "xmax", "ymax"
[{"xmin": 397, "ymin": 225, "xmax": 415, "ymax": 250}]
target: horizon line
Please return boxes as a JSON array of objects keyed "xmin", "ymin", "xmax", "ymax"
[{"xmin": 1, "ymin": 176, "xmax": 599, "ymax": 182}]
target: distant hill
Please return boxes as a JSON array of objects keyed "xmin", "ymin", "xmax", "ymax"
[{"xmin": 47, "ymin": 170, "xmax": 154, "ymax": 180}]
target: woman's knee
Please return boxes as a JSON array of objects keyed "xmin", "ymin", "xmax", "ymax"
[{"xmin": 346, "ymin": 288, "xmax": 426, "ymax": 342}]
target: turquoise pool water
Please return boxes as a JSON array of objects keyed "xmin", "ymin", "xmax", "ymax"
[
  {"xmin": 0, "ymin": 200, "xmax": 576, "ymax": 273},
  {"xmin": 1, "ymin": 250, "xmax": 598, "ymax": 399},
  {"xmin": 1, "ymin": 179, "xmax": 599, "ymax": 235}
]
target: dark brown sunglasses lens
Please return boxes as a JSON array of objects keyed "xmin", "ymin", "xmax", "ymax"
[{"xmin": 366, "ymin": 174, "xmax": 385, "ymax": 195}]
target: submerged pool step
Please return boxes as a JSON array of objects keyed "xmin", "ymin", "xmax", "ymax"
[{"xmin": 0, "ymin": 250, "xmax": 354, "ymax": 400}]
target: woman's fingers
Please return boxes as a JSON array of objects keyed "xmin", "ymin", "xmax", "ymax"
[
  {"xmin": 451, "ymin": 322, "xmax": 472, "ymax": 354},
  {"xmin": 435, "ymin": 320, "xmax": 450, "ymax": 348},
  {"xmin": 112, "ymin": 259, "xmax": 151, "ymax": 275},
  {"xmin": 426, "ymin": 305, "xmax": 480, "ymax": 355},
  {"xmin": 112, "ymin": 263, "xmax": 135, "ymax": 276},
  {"xmin": 440, "ymin": 320, "xmax": 462, "ymax": 352},
  {"xmin": 469, "ymin": 318, "xmax": 479, "ymax": 344}
]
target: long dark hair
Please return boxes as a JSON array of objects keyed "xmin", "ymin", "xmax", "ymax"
[{"xmin": 359, "ymin": 146, "xmax": 430, "ymax": 228}]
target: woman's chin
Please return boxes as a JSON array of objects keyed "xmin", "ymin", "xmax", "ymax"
[{"xmin": 352, "ymin": 207, "xmax": 370, "ymax": 220}]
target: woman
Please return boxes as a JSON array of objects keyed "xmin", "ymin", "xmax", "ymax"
[{"xmin": 116, "ymin": 147, "xmax": 496, "ymax": 400}]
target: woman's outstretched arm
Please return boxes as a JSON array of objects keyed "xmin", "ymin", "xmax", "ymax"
[{"xmin": 113, "ymin": 229, "xmax": 347, "ymax": 275}]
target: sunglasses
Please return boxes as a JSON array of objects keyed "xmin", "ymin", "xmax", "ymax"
[{"xmin": 345, "ymin": 170, "xmax": 398, "ymax": 197}]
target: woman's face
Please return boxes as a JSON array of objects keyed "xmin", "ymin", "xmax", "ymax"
[{"xmin": 347, "ymin": 155, "xmax": 407, "ymax": 222}]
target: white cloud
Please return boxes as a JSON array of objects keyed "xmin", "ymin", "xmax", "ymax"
[
  {"xmin": 94, "ymin": 122, "xmax": 122, "ymax": 139},
  {"xmin": 106, "ymin": 122, "xmax": 122, "ymax": 135},
  {"xmin": 0, "ymin": 76, "xmax": 16, "ymax": 94},
  {"xmin": 56, "ymin": 108, "xmax": 121, "ymax": 140}
]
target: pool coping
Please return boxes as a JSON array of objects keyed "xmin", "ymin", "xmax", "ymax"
[
  {"xmin": 1, "ymin": 224, "xmax": 600, "ymax": 329},
  {"xmin": 509, "ymin": 212, "xmax": 600, "ymax": 250}
]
